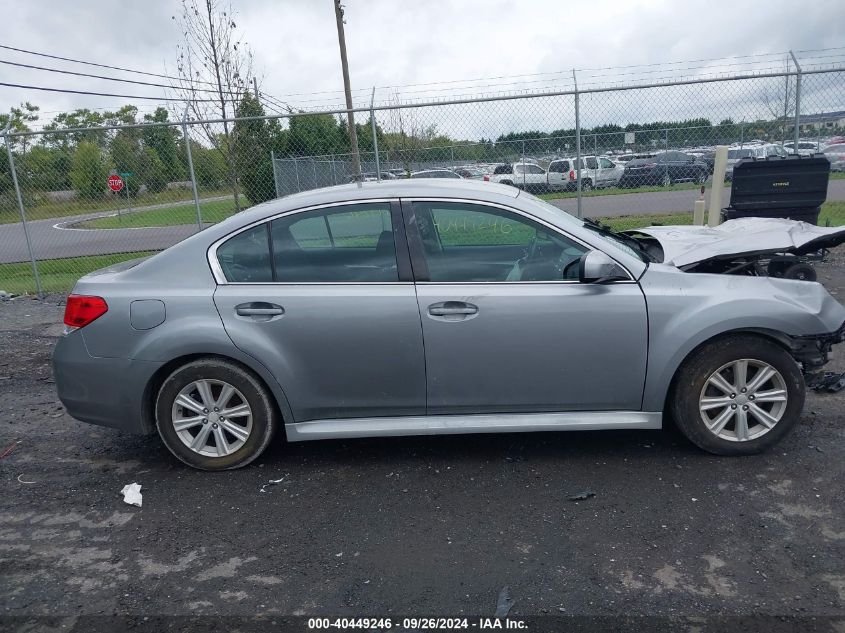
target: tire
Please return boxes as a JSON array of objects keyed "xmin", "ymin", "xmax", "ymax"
[
  {"xmin": 581, "ymin": 179, "xmax": 593, "ymax": 191},
  {"xmin": 501, "ymin": 180, "xmax": 514, "ymax": 187},
  {"xmin": 661, "ymin": 173, "xmax": 672, "ymax": 187},
  {"xmin": 696, "ymin": 171, "xmax": 707, "ymax": 185},
  {"xmin": 669, "ymin": 335, "xmax": 805, "ymax": 456},
  {"xmin": 783, "ymin": 262, "xmax": 817, "ymax": 281},
  {"xmin": 155, "ymin": 358, "xmax": 278, "ymax": 470}
]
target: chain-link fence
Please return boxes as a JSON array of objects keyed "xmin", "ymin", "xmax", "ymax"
[{"xmin": 2, "ymin": 58, "xmax": 844, "ymax": 296}]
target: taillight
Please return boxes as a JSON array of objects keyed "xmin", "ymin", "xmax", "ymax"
[
  {"xmin": 483, "ymin": 175, "xmax": 490, "ymax": 181},
  {"xmin": 569, "ymin": 169, "xmax": 575, "ymax": 181},
  {"xmin": 64, "ymin": 295, "xmax": 108, "ymax": 329}
]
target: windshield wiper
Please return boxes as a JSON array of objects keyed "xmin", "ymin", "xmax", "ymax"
[{"xmin": 583, "ymin": 218, "xmax": 655, "ymax": 262}]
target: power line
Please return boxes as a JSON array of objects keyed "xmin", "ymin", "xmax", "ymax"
[
  {"xmin": 0, "ymin": 43, "xmax": 224, "ymax": 88},
  {"xmin": 0, "ymin": 81, "xmax": 218, "ymax": 101},
  {"xmin": 0, "ymin": 58, "xmax": 251, "ymax": 96}
]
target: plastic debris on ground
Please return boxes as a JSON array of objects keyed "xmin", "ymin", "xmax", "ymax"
[
  {"xmin": 495, "ymin": 586, "xmax": 515, "ymax": 618},
  {"xmin": 568, "ymin": 491, "xmax": 596, "ymax": 501},
  {"xmin": 120, "ymin": 482, "xmax": 143, "ymax": 507},
  {"xmin": 260, "ymin": 476, "xmax": 287, "ymax": 493},
  {"xmin": 806, "ymin": 371, "xmax": 845, "ymax": 393}
]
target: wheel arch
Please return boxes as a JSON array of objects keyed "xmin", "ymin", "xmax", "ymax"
[
  {"xmin": 140, "ymin": 352, "xmax": 291, "ymax": 436},
  {"xmin": 661, "ymin": 328, "xmax": 794, "ymax": 414}
]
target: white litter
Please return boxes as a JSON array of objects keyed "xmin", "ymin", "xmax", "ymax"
[
  {"xmin": 120, "ymin": 482, "xmax": 143, "ymax": 507},
  {"xmin": 259, "ymin": 476, "xmax": 287, "ymax": 493}
]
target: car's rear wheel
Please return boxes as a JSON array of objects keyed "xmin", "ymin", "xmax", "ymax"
[
  {"xmin": 661, "ymin": 173, "xmax": 672, "ymax": 187},
  {"xmin": 696, "ymin": 171, "xmax": 707, "ymax": 185},
  {"xmin": 155, "ymin": 359, "xmax": 277, "ymax": 470},
  {"xmin": 670, "ymin": 335, "xmax": 804, "ymax": 455}
]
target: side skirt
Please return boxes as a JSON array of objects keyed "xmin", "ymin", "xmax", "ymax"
[{"xmin": 285, "ymin": 411, "xmax": 662, "ymax": 442}]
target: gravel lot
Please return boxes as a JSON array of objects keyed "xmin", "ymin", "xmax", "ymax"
[{"xmin": 1, "ymin": 251, "xmax": 844, "ymax": 631}]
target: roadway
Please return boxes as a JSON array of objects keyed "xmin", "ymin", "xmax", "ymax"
[{"xmin": 1, "ymin": 181, "xmax": 843, "ymax": 264}]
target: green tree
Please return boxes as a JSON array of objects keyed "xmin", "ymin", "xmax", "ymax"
[
  {"xmin": 140, "ymin": 148, "xmax": 168, "ymax": 193},
  {"xmin": 143, "ymin": 107, "xmax": 182, "ymax": 180},
  {"xmin": 70, "ymin": 142, "xmax": 108, "ymax": 199},
  {"xmin": 233, "ymin": 92, "xmax": 274, "ymax": 204}
]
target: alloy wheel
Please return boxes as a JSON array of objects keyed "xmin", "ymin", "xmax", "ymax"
[
  {"xmin": 171, "ymin": 379, "xmax": 253, "ymax": 457},
  {"xmin": 698, "ymin": 359, "xmax": 788, "ymax": 442}
]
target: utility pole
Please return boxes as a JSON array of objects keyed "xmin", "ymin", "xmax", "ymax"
[
  {"xmin": 334, "ymin": 0, "xmax": 361, "ymax": 179},
  {"xmin": 253, "ymin": 76, "xmax": 260, "ymax": 100}
]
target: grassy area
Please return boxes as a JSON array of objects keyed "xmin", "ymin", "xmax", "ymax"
[
  {"xmin": 0, "ymin": 189, "xmax": 236, "ymax": 225},
  {"xmin": 599, "ymin": 200, "xmax": 845, "ymax": 232},
  {"xmin": 540, "ymin": 173, "xmax": 845, "ymax": 201},
  {"xmin": 539, "ymin": 181, "xmax": 704, "ymax": 201},
  {"xmin": 3, "ymin": 201, "xmax": 844, "ymax": 296},
  {"xmin": 79, "ymin": 197, "xmax": 245, "ymax": 229},
  {"xmin": 0, "ymin": 251, "xmax": 157, "ymax": 295}
]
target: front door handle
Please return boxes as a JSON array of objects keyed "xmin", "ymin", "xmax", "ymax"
[
  {"xmin": 428, "ymin": 301, "xmax": 478, "ymax": 318},
  {"xmin": 235, "ymin": 302, "xmax": 285, "ymax": 317}
]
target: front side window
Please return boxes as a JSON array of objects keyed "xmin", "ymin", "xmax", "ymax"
[
  {"xmin": 413, "ymin": 202, "xmax": 586, "ymax": 282},
  {"xmin": 599, "ymin": 157, "xmax": 615, "ymax": 168}
]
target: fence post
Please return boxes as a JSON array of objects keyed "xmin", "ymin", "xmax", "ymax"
[
  {"xmin": 370, "ymin": 87, "xmax": 381, "ymax": 181},
  {"xmin": 181, "ymin": 107, "xmax": 204, "ymax": 231},
  {"xmin": 573, "ymin": 69, "xmax": 582, "ymax": 219},
  {"xmin": 521, "ymin": 140, "xmax": 526, "ymax": 188},
  {"xmin": 271, "ymin": 150, "xmax": 281, "ymax": 198},
  {"xmin": 790, "ymin": 50, "xmax": 802, "ymax": 150},
  {"xmin": 2, "ymin": 118, "xmax": 42, "ymax": 298},
  {"xmin": 293, "ymin": 158, "xmax": 301, "ymax": 191}
]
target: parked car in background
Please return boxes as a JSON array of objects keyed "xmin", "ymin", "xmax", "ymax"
[
  {"xmin": 349, "ymin": 171, "xmax": 399, "ymax": 183},
  {"xmin": 486, "ymin": 162, "xmax": 548, "ymax": 192},
  {"xmin": 454, "ymin": 166, "xmax": 490, "ymax": 180},
  {"xmin": 725, "ymin": 144, "xmax": 789, "ymax": 181},
  {"xmin": 53, "ymin": 179, "xmax": 845, "ymax": 470},
  {"xmin": 823, "ymin": 144, "xmax": 845, "ymax": 171},
  {"xmin": 546, "ymin": 156, "xmax": 624, "ymax": 191},
  {"xmin": 410, "ymin": 169, "xmax": 463, "ymax": 179},
  {"xmin": 784, "ymin": 141, "xmax": 821, "ymax": 156},
  {"xmin": 618, "ymin": 151, "xmax": 710, "ymax": 188}
]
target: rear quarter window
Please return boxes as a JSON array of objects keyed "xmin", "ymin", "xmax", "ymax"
[{"xmin": 216, "ymin": 224, "xmax": 273, "ymax": 283}]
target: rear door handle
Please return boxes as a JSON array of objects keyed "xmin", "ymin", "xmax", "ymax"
[
  {"xmin": 428, "ymin": 301, "xmax": 478, "ymax": 317},
  {"xmin": 235, "ymin": 302, "xmax": 285, "ymax": 317}
]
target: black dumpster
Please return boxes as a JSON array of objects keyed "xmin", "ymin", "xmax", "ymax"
[{"xmin": 723, "ymin": 153, "xmax": 830, "ymax": 225}]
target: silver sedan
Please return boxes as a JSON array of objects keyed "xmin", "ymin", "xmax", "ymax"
[{"xmin": 53, "ymin": 180, "xmax": 845, "ymax": 470}]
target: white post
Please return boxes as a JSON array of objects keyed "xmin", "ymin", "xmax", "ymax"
[{"xmin": 708, "ymin": 145, "xmax": 729, "ymax": 227}]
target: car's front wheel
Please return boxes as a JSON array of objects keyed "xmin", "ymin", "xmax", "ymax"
[
  {"xmin": 670, "ymin": 335, "xmax": 805, "ymax": 455},
  {"xmin": 155, "ymin": 358, "xmax": 277, "ymax": 470}
]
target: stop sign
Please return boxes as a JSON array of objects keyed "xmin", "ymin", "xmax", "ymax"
[{"xmin": 108, "ymin": 174, "xmax": 124, "ymax": 192}]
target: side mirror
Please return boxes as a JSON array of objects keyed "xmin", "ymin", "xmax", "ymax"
[{"xmin": 578, "ymin": 250, "xmax": 629, "ymax": 284}]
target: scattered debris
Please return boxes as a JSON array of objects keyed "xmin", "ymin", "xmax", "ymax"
[
  {"xmin": 494, "ymin": 586, "xmax": 515, "ymax": 618},
  {"xmin": 568, "ymin": 491, "xmax": 596, "ymax": 502},
  {"xmin": 1, "ymin": 441, "xmax": 21, "ymax": 459},
  {"xmin": 0, "ymin": 290, "xmax": 11, "ymax": 301},
  {"xmin": 120, "ymin": 482, "xmax": 143, "ymax": 507},
  {"xmin": 259, "ymin": 475, "xmax": 287, "ymax": 493},
  {"xmin": 17, "ymin": 474, "xmax": 35, "ymax": 484},
  {"xmin": 806, "ymin": 371, "xmax": 845, "ymax": 393}
]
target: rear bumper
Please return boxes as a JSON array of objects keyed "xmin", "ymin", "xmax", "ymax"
[
  {"xmin": 789, "ymin": 320, "xmax": 845, "ymax": 370},
  {"xmin": 53, "ymin": 331, "xmax": 163, "ymax": 434}
]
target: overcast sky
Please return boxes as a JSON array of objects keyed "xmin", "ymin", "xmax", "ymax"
[{"xmin": 2, "ymin": 0, "xmax": 844, "ymax": 136}]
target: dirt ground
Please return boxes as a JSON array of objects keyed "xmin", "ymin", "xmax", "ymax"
[{"xmin": 1, "ymin": 250, "xmax": 844, "ymax": 632}]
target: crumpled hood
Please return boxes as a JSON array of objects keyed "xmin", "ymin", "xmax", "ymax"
[{"xmin": 628, "ymin": 218, "xmax": 845, "ymax": 267}]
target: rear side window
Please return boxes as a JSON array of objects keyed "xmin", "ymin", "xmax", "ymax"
[
  {"xmin": 216, "ymin": 224, "xmax": 273, "ymax": 283},
  {"xmin": 493, "ymin": 164, "xmax": 513, "ymax": 175},
  {"xmin": 585, "ymin": 157, "xmax": 598, "ymax": 170},
  {"xmin": 548, "ymin": 160, "xmax": 570, "ymax": 173},
  {"xmin": 271, "ymin": 203, "xmax": 398, "ymax": 282}
]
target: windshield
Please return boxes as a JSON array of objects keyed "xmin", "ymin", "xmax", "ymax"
[
  {"xmin": 519, "ymin": 192, "xmax": 650, "ymax": 262},
  {"xmin": 728, "ymin": 148, "xmax": 754, "ymax": 159}
]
